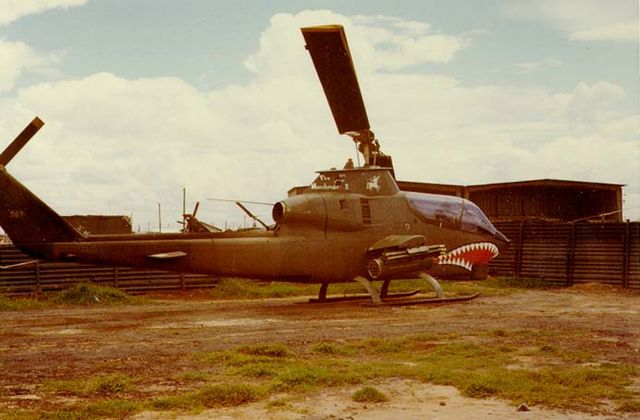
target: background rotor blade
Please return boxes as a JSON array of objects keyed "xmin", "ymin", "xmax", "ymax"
[
  {"xmin": 0, "ymin": 117, "xmax": 44, "ymax": 166},
  {"xmin": 235, "ymin": 202, "xmax": 269, "ymax": 229},
  {"xmin": 301, "ymin": 25, "xmax": 370, "ymax": 134}
]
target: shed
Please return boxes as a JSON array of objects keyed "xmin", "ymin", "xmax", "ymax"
[{"xmin": 398, "ymin": 179, "xmax": 623, "ymax": 222}]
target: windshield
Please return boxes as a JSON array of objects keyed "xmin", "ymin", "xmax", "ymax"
[{"xmin": 406, "ymin": 192, "xmax": 497, "ymax": 235}]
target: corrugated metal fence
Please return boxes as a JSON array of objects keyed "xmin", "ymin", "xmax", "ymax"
[
  {"xmin": 2, "ymin": 222, "xmax": 638, "ymax": 296},
  {"xmin": 0, "ymin": 245, "xmax": 217, "ymax": 296},
  {"xmin": 489, "ymin": 221, "xmax": 639, "ymax": 289}
]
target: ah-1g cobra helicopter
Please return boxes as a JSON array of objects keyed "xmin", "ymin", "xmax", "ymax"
[{"xmin": 0, "ymin": 25, "xmax": 508, "ymax": 304}]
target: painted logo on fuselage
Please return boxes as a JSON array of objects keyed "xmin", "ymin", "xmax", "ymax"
[{"xmin": 366, "ymin": 175, "xmax": 381, "ymax": 192}]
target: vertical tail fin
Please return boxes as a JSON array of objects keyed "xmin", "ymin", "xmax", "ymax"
[
  {"xmin": 0, "ymin": 167, "xmax": 82, "ymax": 246},
  {"xmin": 0, "ymin": 118, "xmax": 82, "ymax": 253}
]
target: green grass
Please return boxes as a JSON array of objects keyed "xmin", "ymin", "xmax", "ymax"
[
  {"xmin": 312, "ymin": 342, "xmax": 355, "ymax": 356},
  {"xmin": 0, "ymin": 295, "xmax": 47, "ymax": 311},
  {"xmin": 210, "ymin": 278, "xmax": 432, "ymax": 300},
  {"xmin": 180, "ymin": 370, "xmax": 213, "ymax": 382},
  {"xmin": 210, "ymin": 278, "xmax": 321, "ymax": 299},
  {"xmin": 52, "ymin": 282, "xmax": 144, "ymax": 305},
  {"xmin": 9, "ymin": 332, "xmax": 637, "ymax": 418},
  {"xmin": 1, "ymin": 282, "xmax": 144, "ymax": 311},
  {"xmin": 352, "ymin": 386, "xmax": 389, "ymax": 403},
  {"xmin": 44, "ymin": 374, "xmax": 133, "ymax": 396},
  {"xmin": 2, "ymin": 399, "xmax": 142, "ymax": 420},
  {"xmin": 191, "ymin": 336, "xmax": 637, "ymax": 413},
  {"xmin": 151, "ymin": 383, "xmax": 263, "ymax": 410},
  {"xmin": 238, "ymin": 343, "xmax": 292, "ymax": 358},
  {"xmin": 439, "ymin": 277, "xmax": 553, "ymax": 297}
]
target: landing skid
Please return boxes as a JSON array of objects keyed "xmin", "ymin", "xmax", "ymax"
[
  {"xmin": 307, "ymin": 273, "xmax": 480, "ymax": 306},
  {"xmin": 308, "ymin": 288, "xmax": 421, "ymax": 304},
  {"xmin": 368, "ymin": 292, "xmax": 480, "ymax": 307}
]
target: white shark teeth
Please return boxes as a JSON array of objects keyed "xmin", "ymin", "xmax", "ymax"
[{"xmin": 436, "ymin": 242, "xmax": 500, "ymax": 271}]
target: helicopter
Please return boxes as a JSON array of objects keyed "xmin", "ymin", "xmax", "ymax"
[{"xmin": 0, "ymin": 25, "xmax": 508, "ymax": 305}]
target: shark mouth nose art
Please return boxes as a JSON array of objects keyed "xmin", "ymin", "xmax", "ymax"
[{"xmin": 436, "ymin": 242, "xmax": 499, "ymax": 271}]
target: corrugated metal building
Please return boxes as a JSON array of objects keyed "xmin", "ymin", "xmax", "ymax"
[{"xmin": 397, "ymin": 179, "xmax": 624, "ymax": 222}]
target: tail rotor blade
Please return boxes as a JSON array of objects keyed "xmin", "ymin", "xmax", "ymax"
[
  {"xmin": 0, "ymin": 117, "xmax": 44, "ymax": 166},
  {"xmin": 193, "ymin": 201, "xmax": 200, "ymax": 217},
  {"xmin": 301, "ymin": 25, "xmax": 370, "ymax": 135}
]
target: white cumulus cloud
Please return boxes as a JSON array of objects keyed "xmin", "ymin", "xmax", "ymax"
[
  {"xmin": 0, "ymin": 9, "xmax": 638, "ymax": 230},
  {"xmin": 0, "ymin": 39, "xmax": 61, "ymax": 93},
  {"xmin": 0, "ymin": 0, "xmax": 87, "ymax": 26},
  {"xmin": 245, "ymin": 11, "xmax": 468, "ymax": 78},
  {"xmin": 505, "ymin": 0, "xmax": 638, "ymax": 42}
]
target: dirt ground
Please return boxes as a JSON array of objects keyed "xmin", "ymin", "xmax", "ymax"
[{"xmin": 1, "ymin": 284, "xmax": 638, "ymax": 419}]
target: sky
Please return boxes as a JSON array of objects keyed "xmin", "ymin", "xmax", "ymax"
[{"xmin": 0, "ymin": 0, "xmax": 638, "ymax": 231}]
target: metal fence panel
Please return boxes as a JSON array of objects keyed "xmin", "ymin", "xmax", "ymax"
[
  {"xmin": 0, "ymin": 245, "xmax": 217, "ymax": 296},
  {"xmin": 490, "ymin": 221, "xmax": 638, "ymax": 289},
  {"xmin": 1, "ymin": 222, "xmax": 638, "ymax": 294}
]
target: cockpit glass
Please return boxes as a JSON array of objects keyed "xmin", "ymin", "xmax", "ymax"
[
  {"xmin": 406, "ymin": 192, "xmax": 498, "ymax": 235},
  {"xmin": 460, "ymin": 200, "xmax": 497, "ymax": 235},
  {"xmin": 406, "ymin": 192, "xmax": 463, "ymax": 225}
]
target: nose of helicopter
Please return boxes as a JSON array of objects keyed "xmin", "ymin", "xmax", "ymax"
[{"xmin": 492, "ymin": 229, "xmax": 510, "ymax": 254}]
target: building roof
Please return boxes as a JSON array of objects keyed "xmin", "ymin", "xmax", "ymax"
[{"xmin": 465, "ymin": 179, "xmax": 624, "ymax": 192}]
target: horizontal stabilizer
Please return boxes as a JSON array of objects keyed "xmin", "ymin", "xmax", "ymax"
[{"xmin": 147, "ymin": 251, "xmax": 187, "ymax": 259}]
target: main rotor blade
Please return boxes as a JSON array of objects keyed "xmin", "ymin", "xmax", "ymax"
[
  {"xmin": 235, "ymin": 202, "xmax": 269, "ymax": 229},
  {"xmin": 0, "ymin": 117, "xmax": 44, "ymax": 166},
  {"xmin": 301, "ymin": 25, "xmax": 370, "ymax": 134},
  {"xmin": 207, "ymin": 198, "xmax": 273, "ymax": 206}
]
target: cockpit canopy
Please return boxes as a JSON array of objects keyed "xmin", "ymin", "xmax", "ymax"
[{"xmin": 406, "ymin": 192, "xmax": 498, "ymax": 236}]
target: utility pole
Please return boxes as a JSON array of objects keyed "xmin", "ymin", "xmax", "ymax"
[{"xmin": 158, "ymin": 203, "xmax": 162, "ymax": 233}]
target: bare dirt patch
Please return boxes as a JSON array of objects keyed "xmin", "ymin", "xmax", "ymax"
[{"xmin": 1, "ymin": 285, "xmax": 638, "ymax": 418}]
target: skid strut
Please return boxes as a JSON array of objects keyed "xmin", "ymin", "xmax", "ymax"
[
  {"xmin": 354, "ymin": 276, "xmax": 382, "ymax": 305},
  {"xmin": 419, "ymin": 272, "xmax": 444, "ymax": 298}
]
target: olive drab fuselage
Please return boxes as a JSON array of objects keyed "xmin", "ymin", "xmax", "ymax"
[{"xmin": 14, "ymin": 167, "xmax": 507, "ymax": 284}]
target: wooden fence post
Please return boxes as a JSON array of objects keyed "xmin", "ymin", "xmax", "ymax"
[
  {"xmin": 565, "ymin": 223, "xmax": 576, "ymax": 287},
  {"xmin": 623, "ymin": 221, "xmax": 630, "ymax": 289},
  {"xmin": 34, "ymin": 261, "xmax": 41, "ymax": 295},
  {"xmin": 514, "ymin": 221, "xmax": 525, "ymax": 279}
]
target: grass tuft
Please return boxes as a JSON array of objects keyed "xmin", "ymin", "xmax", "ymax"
[
  {"xmin": 311, "ymin": 342, "xmax": 353, "ymax": 356},
  {"xmin": 152, "ymin": 383, "xmax": 262, "ymax": 410},
  {"xmin": 0, "ymin": 295, "xmax": 46, "ymax": 311},
  {"xmin": 210, "ymin": 278, "xmax": 320, "ymax": 299},
  {"xmin": 44, "ymin": 373, "xmax": 132, "ymax": 396},
  {"xmin": 238, "ymin": 343, "xmax": 292, "ymax": 358},
  {"xmin": 53, "ymin": 282, "xmax": 141, "ymax": 305},
  {"xmin": 352, "ymin": 386, "xmax": 389, "ymax": 403}
]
